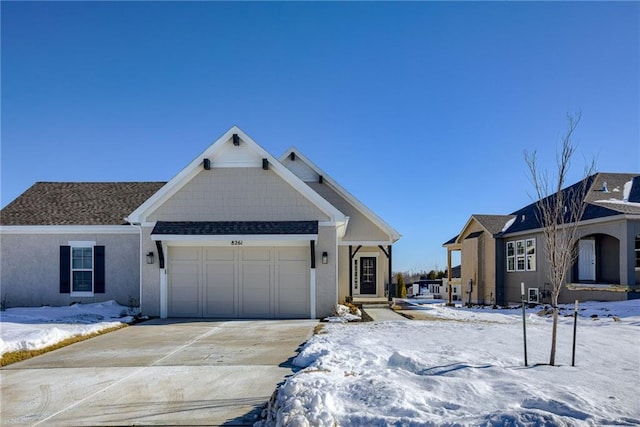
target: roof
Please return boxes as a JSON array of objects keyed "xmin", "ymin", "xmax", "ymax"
[
  {"xmin": 472, "ymin": 215, "xmax": 516, "ymax": 235},
  {"xmin": 0, "ymin": 182, "xmax": 165, "ymax": 226},
  {"xmin": 151, "ymin": 221, "xmax": 318, "ymax": 235},
  {"xmin": 504, "ymin": 172, "xmax": 640, "ymax": 234}
]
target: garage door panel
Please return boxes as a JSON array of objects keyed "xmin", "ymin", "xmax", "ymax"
[
  {"xmin": 205, "ymin": 247, "xmax": 234, "ymax": 261},
  {"xmin": 277, "ymin": 260, "xmax": 310, "ymax": 318},
  {"xmin": 242, "ymin": 247, "xmax": 271, "ymax": 261},
  {"xmin": 169, "ymin": 262, "xmax": 201, "ymax": 317},
  {"xmin": 241, "ymin": 263, "xmax": 272, "ymax": 318},
  {"xmin": 171, "ymin": 247, "xmax": 202, "ymax": 261},
  {"xmin": 278, "ymin": 247, "xmax": 308, "ymax": 261},
  {"xmin": 204, "ymin": 262, "xmax": 236, "ymax": 318}
]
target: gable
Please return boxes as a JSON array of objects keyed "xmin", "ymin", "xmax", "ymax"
[
  {"xmin": 147, "ymin": 167, "xmax": 330, "ymax": 222},
  {"xmin": 306, "ymin": 182, "xmax": 390, "ymax": 242},
  {"xmin": 127, "ymin": 127, "xmax": 347, "ymax": 224},
  {"xmin": 280, "ymin": 148, "xmax": 401, "ymax": 243}
]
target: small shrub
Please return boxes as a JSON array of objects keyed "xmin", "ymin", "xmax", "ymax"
[{"xmin": 0, "ymin": 295, "xmax": 7, "ymax": 311}]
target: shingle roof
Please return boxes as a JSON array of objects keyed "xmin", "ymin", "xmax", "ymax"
[
  {"xmin": 503, "ymin": 173, "xmax": 640, "ymax": 234},
  {"xmin": 0, "ymin": 182, "xmax": 166, "ymax": 225},
  {"xmin": 152, "ymin": 221, "xmax": 319, "ymax": 235},
  {"xmin": 472, "ymin": 215, "xmax": 517, "ymax": 235}
]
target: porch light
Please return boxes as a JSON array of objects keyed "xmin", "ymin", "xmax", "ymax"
[
  {"xmin": 232, "ymin": 133, "xmax": 240, "ymax": 146},
  {"xmin": 146, "ymin": 252, "xmax": 155, "ymax": 264},
  {"xmin": 322, "ymin": 251, "xmax": 328, "ymax": 264}
]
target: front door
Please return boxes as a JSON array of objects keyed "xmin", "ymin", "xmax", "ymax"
[
  {"xmin": 578, "ymin": 239, "xmax": 596, "ymax": 281},
  {"xmin": 360, "ymin": 257, "xmax": 376, "ymax": 295}
]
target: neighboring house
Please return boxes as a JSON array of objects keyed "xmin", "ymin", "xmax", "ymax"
[
  {"xmin": 0, "ymin": 126, "xmax": 400, "ymax": 318},
  {"xmin": 443, "ymin": 173, "xmax": 640, "ymax": 305}
]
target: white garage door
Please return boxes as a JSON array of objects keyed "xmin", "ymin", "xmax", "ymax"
[{"xmin": 168, "ymin": 246, "xmax": 310, "ymax": 318}]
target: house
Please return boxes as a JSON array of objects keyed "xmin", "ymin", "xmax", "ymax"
[
  {"xmin": 443, "ymin": 173, "xmax": 640, "ymax": 306},
  {"xmin": 0, "ymin": 126, "xmax": 401, "ymax": 318}
]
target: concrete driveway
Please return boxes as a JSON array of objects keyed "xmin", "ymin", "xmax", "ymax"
[{"xmin": 0, "ymin": 318, "xmax": 317, "ymax": 426}]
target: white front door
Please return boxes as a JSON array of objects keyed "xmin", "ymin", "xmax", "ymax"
[{"xmin": 578, "ymin": 239, "xmax": 596, "ymax": 281}]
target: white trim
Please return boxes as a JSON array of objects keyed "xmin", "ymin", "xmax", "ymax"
[
  {"xmin": 160, "ymin": 268, "xmax": 168, "ymax": 319},
  {"xmin": 126, "ymin": 126, "xmax": 347, "ymax": 224},
  {"xmin": 0, "ymin": 225, "xmax": 137, "ymax": 235},
  {"xmin": 280, "ymin": 148, "xmax": 401, "ymax": 242},
  {"xmin": 68, "ymin": 240, "xmax": 96, "ymax": 247},
  {"xmin": 339, "ymin": 240, "xmax": 394, "ymax": 246},
  {"xmin": 69, "ymin": 241, "xmax": 96, "ymax": 296},
  {"xmin": 153, "ymin": 235, "xmax": 317, "ymax": 246},
  {"xmin": 70, "ymin": 292, "xmax": 95, "ymax": 298},
  {"xmin": 310, "ymin": 269, "xmax": 316, "ymax": 319}
]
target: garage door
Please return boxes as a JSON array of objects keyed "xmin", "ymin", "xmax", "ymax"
[{"xmin": 168, "ymin": 246, "xmax": 310, "ymax": 318}]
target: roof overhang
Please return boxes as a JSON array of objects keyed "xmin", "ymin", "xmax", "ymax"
[{"xmin": 151, "ymin": 221, "xmax": 318, "ymax": 246}]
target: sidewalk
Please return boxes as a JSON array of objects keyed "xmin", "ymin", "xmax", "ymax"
[{"xmin": 363, "ymin": 307, "xmax": 407, "ymax": 321}]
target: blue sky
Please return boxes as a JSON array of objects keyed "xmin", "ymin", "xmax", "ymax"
[{"xmin": 2, "ymin": 2, "xmax": 638, "ymax": 273}]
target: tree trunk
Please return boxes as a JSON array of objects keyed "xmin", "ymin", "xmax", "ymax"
[{"xmin": 550, "ymin": 305, "xmax": 558, "ymax": 366}]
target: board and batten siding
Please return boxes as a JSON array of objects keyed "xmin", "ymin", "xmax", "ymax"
[{"xmin": 147, "ymin": 168, "xmax": 330, "ymax": 222}]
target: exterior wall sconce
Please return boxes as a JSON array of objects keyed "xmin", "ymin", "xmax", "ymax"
[
  {"xmin": 203, "ymin": 159, "xmax": 211, "ymax": 170},
  {"xmin": 146, "ymin": 252, "xmax": 155, "ymax": 264},
  {"xmin": 322, "ymin": 251, "xmax": 328, "ymax": 264},
  {"xmin": 232, "ymin": 133, "xmax": 240, "ymax": 146},
  {"xmin": 262, "ymin": 158, "xmax": 269, "ymax": 170}
]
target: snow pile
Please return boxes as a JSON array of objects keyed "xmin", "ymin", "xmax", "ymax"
[
  {"xmin": 0, "ymin": 300, "xmax": 137, "ymax": 356},
  {"xmin": 258, "ymin": 300, "xmax": 640, "ymax": 426},
  {"xmin": 323, "ymin": 304, "xmax": 362, "ymax": 323}
]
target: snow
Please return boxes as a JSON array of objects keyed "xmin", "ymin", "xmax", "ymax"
[
  {"xmin": 259, "ymin": 300, "xmax": 640, "ymax": 426},
  {"xmin": 0, "ymin": 300, "xmax": 137, "ymax": 356},
  {"xmin": 501, "ymin": 216, "xmax": 516, "ymax": 232}
]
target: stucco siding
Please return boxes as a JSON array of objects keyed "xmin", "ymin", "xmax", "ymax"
[
  {"xmin": 0, "ymin": 232, "xmax": 139, "ymax": 308},
  {"xmin": 147, "ymin": 168, "xmax": 330, "ymax": 222},
  {"xmin": 315, "ymin": 225, "xmax": 338, "ymax": 318},
  {"xmin": 141, "ymin": 226, "xmax": 161, "ymax": 317}
]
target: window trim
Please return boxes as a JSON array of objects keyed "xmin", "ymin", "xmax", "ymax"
[
  {"xmin": 528, "ymin": 287, "xmax": 539, "ymax": 303},
  {"xmin": 506, "ymin": 238, "xmax": 536, "ymax": 272},
  {"xmin": 69, "ymin": 241, "xmax": 96, "ymax": 297}
]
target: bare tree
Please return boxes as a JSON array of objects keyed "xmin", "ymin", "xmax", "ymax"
[{"xmin": 524, "ymin": 112, "xmax": 595, "ymax": 366}]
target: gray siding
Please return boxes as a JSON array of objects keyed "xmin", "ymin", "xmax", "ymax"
[{"xmin": 0, "ymin": 232, "xmax": 139, "ymax": 308}]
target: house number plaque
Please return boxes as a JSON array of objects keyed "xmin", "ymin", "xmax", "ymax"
[{"xmin": 231, "ymin": 240, "xmax": 243, "ymax": 246}]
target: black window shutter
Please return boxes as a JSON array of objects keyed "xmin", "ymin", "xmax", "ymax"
[
  {"xmin": 60, "ymin": 246, "xmax": 71, "ymax": 293},
  {"xmin": 94, "ymin": 246, "xmax": 105, "ymax": 294}
]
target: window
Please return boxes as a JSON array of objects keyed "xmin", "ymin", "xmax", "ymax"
[
  {"xmin": 528, "ymin": 287, "xmax": 539, "ymax": 303},
  {"xmin": 506, "ymin": 238, "xmax": 536, "ymax": 272},
  {"xmin": 507, "ymin": 242, "xmax": 515, "ymax": 272},
  {"xmin": 60, "ymin": 242, "xmax": 105, "ymax": 295},
  {"xmin": 72, "ymin": 246, "xmax": 93, "ymax": 293},
  {"xmin": 635, "ymin": 235, "xmax": 640, "ymax": 269},
  {"xmin": 526, "ymin": 239, "xmax": 536, "ymax": 271}
]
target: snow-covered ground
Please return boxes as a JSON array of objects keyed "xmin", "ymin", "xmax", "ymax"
[
  {"xmin": 259, "ymin": 300, "xmax": 640, "ymax": 426},
  {"xmin": 0, "ymin": 300, "xmax": 137, "ymax": 357}
]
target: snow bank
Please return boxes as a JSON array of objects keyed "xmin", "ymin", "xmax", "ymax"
[
  {"xmin": 258, "ymin": 300, "xmax": 640, "ymax": 426},
  {"xmin": 0, "ymin": 300, "xmax": 137, "ymax": 356}
]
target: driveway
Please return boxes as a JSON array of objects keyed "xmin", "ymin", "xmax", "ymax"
[{"xmin": 0, "ymin": 318, "xmax": 317, "ymax": 426}]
